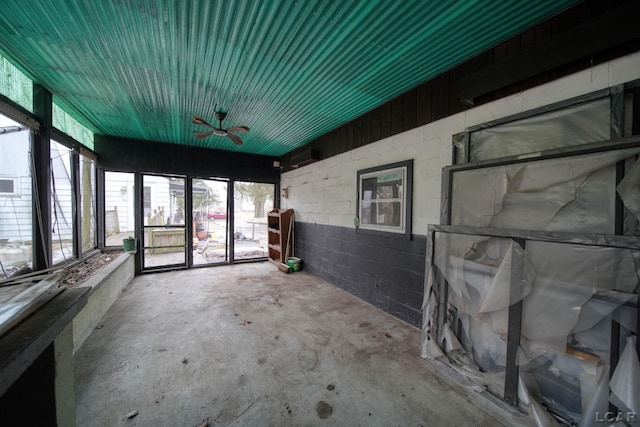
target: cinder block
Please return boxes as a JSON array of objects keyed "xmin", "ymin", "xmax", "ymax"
[
  {"xmin": 610, "ymin": 51, "xmax": 640, "ymax": 86},
  {"xmin": 464, "ymin": 94, "xmax": 523, "ymax": 128},
  {"xmin": 523, "ymin": 62, "xmax": 610, "ymax": 111}
]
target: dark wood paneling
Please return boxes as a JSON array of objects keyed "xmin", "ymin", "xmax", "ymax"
[
  {"xmin": 369, "ymin": 107, "xmax": 381, "ymax": 142},
  {"xmin": 280, "ymin": 0, "xmax": 640, "ymax": 171},
  {"xmin": 461, "ymin": 1, "xmax": 640, "ymax": 104},
  {"xmin": 390, "ymin": 97, "xmax": 404, "ymax": 135},
  {"xmin": 379, "ymin": 101, "xmax": 392, "ymax": 140},
  {"xmin": 402, "ymin": 89, "xmax": 418, "ymax": 131},
  {"xmin": 96, "ymin": 136, "xmax": 280, "ymax": 183},
  {"xmin": 416, "ymin": 80, "xmax": 433, "ymax": 126},
  {"xmin": 448, "ymin": 63, "xmax": 468, "ymax": 115},
  {"xmin": 431, "ymin": 73, "xmax": 450, "ymax": 121}
]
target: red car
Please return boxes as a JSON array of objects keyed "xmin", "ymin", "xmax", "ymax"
[{"xmin": 206, "ymin": 211, "xmax": 227, "ymax": 220}]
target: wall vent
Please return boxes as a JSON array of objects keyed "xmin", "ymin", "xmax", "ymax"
[{"xmin": 290, "ymin": 149, "xmax": 319, "ymax": 168}]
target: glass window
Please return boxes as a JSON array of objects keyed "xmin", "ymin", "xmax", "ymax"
[
  {"xmin": 193, "ymin": 178, "xmax": 229, "ymax": 265},
  {"xmin": 0, "ymin": 114, "xmax": 32, "ymax": 278},
  {"xmin": 357, "ymin": 160, "xmax": 412, "ymax": 237},
  {"xmin": 450, "ymin": 148, "xmax": 640, "ymax": 233},
  {"xmin": 468, "ymin": 98, "xmax": 611, "ymax": 162},
  {"xmin": 50, "ymin": 140, "xmax": 74, "ymax": 264},
  {"xmin": 79, "ymin": 154, "xmax": 96, "ymax": 253},
  {"xmin": 233, "ymin": 181, "xmax": 272, "ymax": 261},
  {"xmin": 104, "ymin": 171, "xmax": 135, "ymax": 247},
  {"xmin": 53, "ymin": 101, "xmax": 94, "ymax": 150},
  {"xmin": 0, "ymin": 177, "xmax": 19, "ymax": 195},
  {"xmin": 0, "ymin": 55, "xmax": 33, "ymax": 113},
  {"xmin": 142, "ymin": 175, "xmax": 186, "ymax": 270}
]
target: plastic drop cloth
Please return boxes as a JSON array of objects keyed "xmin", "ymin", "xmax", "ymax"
[
  {"xmin": 610, "ymin": 336, "xmax": 640, "ymax": 416},
  {"xmin": 424, "ymin": 233, "xmax": 537, "ymax": 397},
  {"xmin": 617, "ymin": 156, "xmax": 640, "ymax": 230},
  {"xmin": 451, "ymin": 148, "xmax": 640, "ymax": 233},
  {"xmin": 422, "ymin": 231, "xmax": 639, "ymax": 426},
  {"xmin": 0, "ymin": 270, "xmax": 65, "ymax": 336},
  {"xmin": 469, "ymin": 98, "xmax": 611, "ymax": 162}
]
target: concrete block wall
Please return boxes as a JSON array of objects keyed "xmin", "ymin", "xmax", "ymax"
[
  {"xmin": 72, "ymin": 252, "xmax": 134, "ymax": 353},
  {"xmin": 281, "ymin": 51, "xmax": 640, "ymax": 327}
]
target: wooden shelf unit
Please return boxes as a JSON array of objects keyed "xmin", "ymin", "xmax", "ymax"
[{"xmin": 267, "ymin": 208, "xmax": 294, "ymax": 265}]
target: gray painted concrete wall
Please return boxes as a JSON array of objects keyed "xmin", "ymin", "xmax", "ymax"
[
  {"xmin": 72, "ymin": 252, "xmax": 134, "ymax": 353},
  {"xmin": 295, "ymin": 222, "xmax": 426, "ymax": 327}
]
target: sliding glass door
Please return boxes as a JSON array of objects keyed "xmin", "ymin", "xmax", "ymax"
[
  {"xmin": 141, "ymin": 174, "xmax": 187, "ymax": 270},
  {"xmin": 232, "ymin": 181, "xmax": 274, "ymax": 261},
  {"xmin": 192, "ymin": 178, "xmax": 229, "ymax": 265}
]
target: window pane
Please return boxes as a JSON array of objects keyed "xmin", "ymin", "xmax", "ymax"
[
  {"xmin": 53, "ymin": 101, "xmax": 94, "ymax": 150},
  {"xmin": 233, "ymin": 181, "xmax": 272, "ymax": 260},
  {"xmin": 104, "ymin": 171, "xmax": 135, "ymax": 246},
  {"xmin": 449, "ymin": 149, "xmax": 640, "ymax": 233},
  {"xmin": 142, "ymin": 175, "xmax": 186, "ymax": 270},
  {"xmin": 470, "ymin": 98, "xmax": 611, "ymax": 162},
  {"xmin": 51, "ymin": 140, "xmax": 74, "ymax": 264},
  {"xmin": 80, "ymin": 155, "xmax": 96, "ymax": 253},
  {"xmin": 193, "ymin": 178, "xmax": 228, "ymax": 265},
  {"xmin": 358, "ymin": 165, "xmax": 406, "ymax": 233},
  {"xmin": 0, "ymin": 114, "xmax": 32, "ymax": 278},
  {"xmin": 0, "ymin": 55, "xmax": 33, "ymax": 113}
]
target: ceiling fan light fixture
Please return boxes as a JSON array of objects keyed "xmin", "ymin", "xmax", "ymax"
[{"xmin": 192, "ymin": 111, "xmax": 249, "ymax": 146}]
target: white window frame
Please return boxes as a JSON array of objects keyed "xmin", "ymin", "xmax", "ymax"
[
  {"xmin": 357, "ymin": 160, "xmax": 412, "ymax": 238},
  {"xmin": 0, "ymin": 176, "xmax": 20, "ymax": 197}
]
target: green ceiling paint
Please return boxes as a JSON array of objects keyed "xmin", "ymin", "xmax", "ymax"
[{"xmin": 0, "ymin": 0, "xmax": 579, "ymax": 157}]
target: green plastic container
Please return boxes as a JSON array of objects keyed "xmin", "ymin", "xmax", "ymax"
[
  {"xmin": 287, "ymin": 257, "xmax": 301, "ymax": 272},
  {"xmin": 123, "ymin": 237, "xmax": 137, "ymax": 253}
]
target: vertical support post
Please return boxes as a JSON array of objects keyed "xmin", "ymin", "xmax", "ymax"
[
  {"xmin": 274, "ymin": 182, "xmax": 281, "ymax": 209},
  {"xmin": 185, "ymin": 177, "xmax": 193, "ymax": 267},
  {"xmin": 610, "ymin": 84, "xmax": 624, "ymax": 139},
  {"xmin": 32, "ymin": 84, "xmax": 52, "ymax": 271},
  {"xmin": 71, "ymin": 150, "xmax": 81, "ymax": 258},
  {"xmin": 609, "ymin": 320, "xmax": 621, "ymax": 413},
  {"xmin": 440, "ymin": 168, "xmax": 452, "ymax": 225},
  {"xmin": 134, "ymin": 172, "xmax": 142, "ymax": 274},
  {"xmin": 228, "ymin": 179, "xmax": 235, "ymax": 263},
  {"xmin": 504, "ymin": 238, "xmax": 525, "ymax": 406},
  {"xmin": 463, "ymin": 131, "xmax": 470, "ymax": 163},
  {"xmin": 96, "ymin": 168, "xmax": 105, "ymax": 249}
]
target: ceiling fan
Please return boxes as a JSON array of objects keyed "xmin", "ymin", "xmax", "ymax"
[{"xmin": 192, "ymin": 112, "xmax": 250, "ymax": 146}]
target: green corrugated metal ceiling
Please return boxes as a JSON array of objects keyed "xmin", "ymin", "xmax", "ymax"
[{"xmin": 0, "ymin": 0, "xmax": 578, "ymax": 156}]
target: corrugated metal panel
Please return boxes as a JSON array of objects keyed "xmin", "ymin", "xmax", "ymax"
[{"xmin": 0, "ymin": 0, "xmax": 579, "ymax": 156}]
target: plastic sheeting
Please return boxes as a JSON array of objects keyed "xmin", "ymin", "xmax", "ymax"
[
  {"xmin": 469, "ymin": 98, "xmax": 610, "ymax": 162},
  {"xmin": 610, "ymin": 336, "xmax": 640, "ymax": 416},
  {"xmin": 0, "ymin": 270, "xmax": 64, "ymax": 336},
  {"xmin": 451, "ymin": 148, "xmax": 640, "ymax": 233},
  {"xmin": 617, "ymin": 157, "xmax": 640, "ymax": 231},
  {"xmin": 422, "ymin": 230, "xmax": 639, "ymax": 426}
]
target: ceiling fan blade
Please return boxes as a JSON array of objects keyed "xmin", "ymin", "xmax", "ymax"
[
  {"xmin": 194, "ymin": 131, "xmax": 215, "ymax": 139},
  {"xmin": 226, "ymin": 133, "xmax": 243, "ymax": 146},
  {"xmin": 192, "ymin": 115, "xmax": 216, "ymax": 129},
  {"xmin": 226, "ymin": 125, "xmax": 250, "ymax": 133}
]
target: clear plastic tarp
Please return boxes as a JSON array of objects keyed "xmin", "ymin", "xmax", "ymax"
[
  {"xmin": 451, "ymin": 148, "xmax": 640, "ymax": 233},
  {"xmin": 469, "ymin": 98, "xmax": 610, "ymax": 162},
  {"xmin": 423, "ymin": 230, "xmax": 639, "ymax": 426}
]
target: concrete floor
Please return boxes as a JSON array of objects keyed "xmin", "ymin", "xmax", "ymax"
[{"xmin": 75, "ymin": 262, "xmax": 522, "ymax": 427}]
